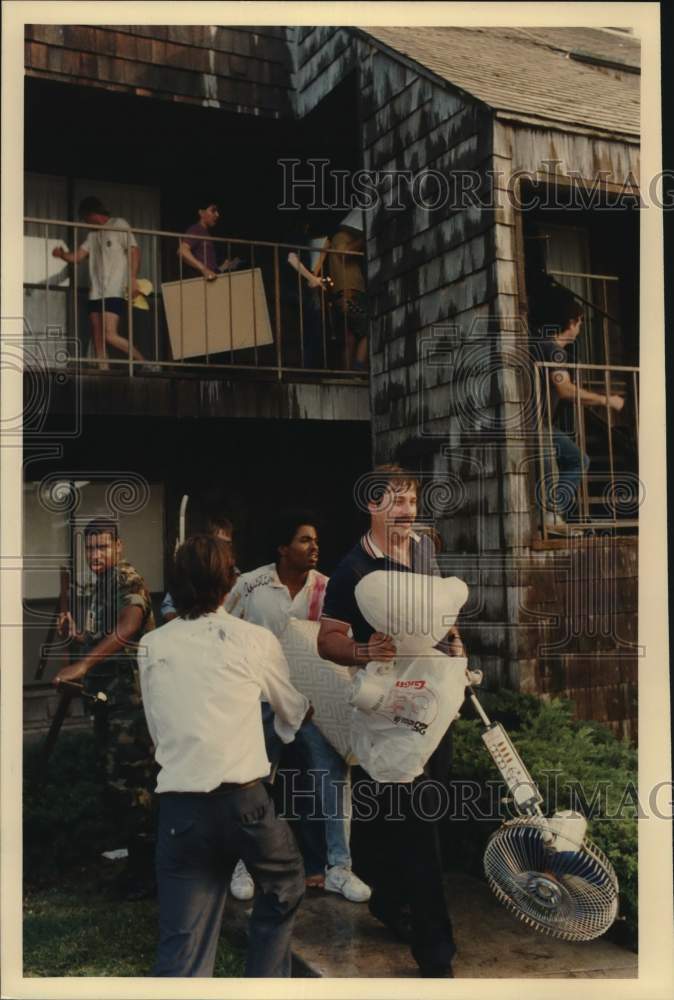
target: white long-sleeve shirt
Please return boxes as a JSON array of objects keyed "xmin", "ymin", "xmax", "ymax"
[{"xmin": 138, "ymin": 607, "xmax": 309, "ymax": 793}]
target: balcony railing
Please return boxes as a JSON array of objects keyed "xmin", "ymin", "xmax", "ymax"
[
  {"xmin": 23, "ymin": 218, "xmax": 368, "ymax": 382},
  {"xmin": 534, "ymin": 360, "xmax": 639, "ymax": 539}
]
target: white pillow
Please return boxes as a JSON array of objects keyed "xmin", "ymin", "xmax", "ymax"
[
  {"xmin": 279, "ymin": 617, "xmax": 357, "ymax": 764},
  {"xmin": 351, "ymin": 570, "xmax": 471, "ymax": 782},
  {"xmin": 354, "ymin": 571, "xmax": 468, "ymax": 654}
]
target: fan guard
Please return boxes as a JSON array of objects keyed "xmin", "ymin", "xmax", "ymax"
[{"xmin": 483, "ymin": 817, "xmax": 619, "ymax": 941}]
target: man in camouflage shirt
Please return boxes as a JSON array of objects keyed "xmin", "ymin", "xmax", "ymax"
[{"xmin": 54, "ymin": 517, "xmax": 156, "ymax": 898}]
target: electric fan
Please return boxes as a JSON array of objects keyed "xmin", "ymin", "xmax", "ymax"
[{"xmin": 468, "ymin": 681, "xmax": 620, "ymax": 941}]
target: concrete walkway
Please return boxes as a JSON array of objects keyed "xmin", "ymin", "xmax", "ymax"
[{"xmin": 226, "ymin": 871, "xmax": 637, "ymax": 979}]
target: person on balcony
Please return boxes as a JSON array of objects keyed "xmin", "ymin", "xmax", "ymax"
[
  {"xmin": 178, "ymin": 201, "xmax": 241, "ymax": 280},
  {"xmin": 534, "ymin": 290, "xmax": 624, "ymax": 529},
  {"xmin": 326, "ymin": 210, "xmax": 368, "ymax": 371},
  {"xmin": 286, "ymin": 218, "xmax": 331, "ymax": 369},
  {"xmin": 52, "ymin": 196, "xmax": 146, "ymax": 366}
]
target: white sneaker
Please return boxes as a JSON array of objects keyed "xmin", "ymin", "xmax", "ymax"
[
  {"xmin": 324, "ymin": 865, "xmax": 372, "ymax": 903},
  {"xmin": 230, "ymin": 859, "xmax": 255, "ymax": 901}
]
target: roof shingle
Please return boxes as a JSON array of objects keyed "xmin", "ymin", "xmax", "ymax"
[{"xmin": 361, "ymin": 26, "xmax": 640, "ymax": 139}]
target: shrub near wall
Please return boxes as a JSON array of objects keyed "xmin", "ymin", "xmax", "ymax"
[
  {"xmin": 23, "ymin": 732, "xmax": 247, "ymax": 977},
  {"xmin": 24, "ymin": 732, "xmax": 111, "ymax": 880},
  {"xmin": 448, "ymin": 692, "xmax": 638, "ymax": 949}
]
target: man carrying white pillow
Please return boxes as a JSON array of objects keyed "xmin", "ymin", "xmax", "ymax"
[{"xmin": 318, "ymin": 464, "xmax": 466, "ymax": 979}]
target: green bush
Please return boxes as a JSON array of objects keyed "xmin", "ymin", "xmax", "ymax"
[
  {"xmin": 448, "ymin": 692, "xmax": 638, "ymax": 948},
  {"xmin": 23, "ymin": 731, "xmax": 112, "ymax": 881}
]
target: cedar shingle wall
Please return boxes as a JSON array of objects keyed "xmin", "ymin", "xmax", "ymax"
[
  {"xmin": 357, "ymin": 46, "xmax": 497, "ymax": 463},
  {"xmin": 25, "ymin": 24, "xmax": 294, "ymax": 116},
  {"xmin": 291, "ymin": 26, "xmax": 357, "ymax": 118},
  {"xmin": 359, "ymin": 43, "xmax": 516, "ymax": 660},
  {"xmin": 514, "ymin": 536, "xmax": 638, "ymax": 742},
  {"xmin": 294, "ymin": 29, "xmax": 638, "ymax": 741}
]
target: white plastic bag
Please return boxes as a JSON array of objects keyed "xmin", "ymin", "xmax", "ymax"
[{"xmin": 350, "ymin": 571, "xmax": 469, "ymax": 783}]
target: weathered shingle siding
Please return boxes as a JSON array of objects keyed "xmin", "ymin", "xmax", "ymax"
[
  {"xmin": 352, "ymin": 44, "xmax": 529, "ymax": 699},
  {"xmin": 25, "ymin": 24, "xmax": 295, "ymax": 116},
  {"xmin": 497, "ymin": 121, "xmax": 640, "ymax": 183},
  {"xmin": 293, "ymin": 29, "xmax": 524, "ymax": 697},
  {"xmin": 290, "ymin": 26, "xmax": 357, "ymax": 118},
  {"xmin": 515, "ymin": 537, "xmax": 638, "ymax": 742},
  {"xmin": 360, "ymin": 52, "xmax": 496, "ymax": 454}
]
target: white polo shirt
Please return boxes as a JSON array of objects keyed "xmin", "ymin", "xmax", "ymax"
[
  {"xmin": 138, "ymin": 607, "xmax": 309, "ymax": 793},
  {"xmin": 224, "ymin": 563, "xmax": 328, "ymax": 637}
]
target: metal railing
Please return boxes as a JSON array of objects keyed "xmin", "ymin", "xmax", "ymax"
[
  {"xmin": 534, "ymin": 360, "xmax": 639, "ymax": 539},
  {"xmin": 23, "ymin": 218, "xmax": 368, "ymax": 382}
]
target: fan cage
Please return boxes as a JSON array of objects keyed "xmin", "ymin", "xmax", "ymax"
[{"xmin": 484, "ymin": 817, "xmax": 619, "ymax": 942}]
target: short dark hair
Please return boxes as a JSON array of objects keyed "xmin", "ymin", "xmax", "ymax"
[
  {"xmin": 268, "ymin": 508, "xmax": 319, "ymax": 563},
  {"xmin": 543, "ymin": 288, "xmax": 583, "ymax": 335},
  {"xmin": 84, "ymin": 517, "xmax": 119, "ymax": 542},
  {"xmin": 78, "ymin": 196, "xmax": 110, "ymax": 219},
  {"xmin": 170, "ymin": 534, "xmax": 235, "ymax": 620},
  {"xmin": 369, "ymin": 464, "xmax": 420, "ymax": 504},
  {"xmin": 198, "ymin": 201, "xmax": 219, "ymax": 212}
]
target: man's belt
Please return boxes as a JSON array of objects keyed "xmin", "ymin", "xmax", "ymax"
[
  {"xmin": 158, "ymin": 778, "xmax": 262, "ymax": 797},
  {"xmin": 208, "ymin": 778, "xmax": 261, "ymax": 796}
]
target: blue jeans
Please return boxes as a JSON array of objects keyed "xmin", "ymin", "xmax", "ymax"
[
  {"xmin": 262, "ymin": 706, "xmax": 351, "ymax": 870},
  {"xmin": 153, "ymin": 783, "xmax": 304, "ymax": 977},
  {"xmin": 294, "ymin": 720, "xmax": 351, "ymax": 870},
  {"xmin": 260, "ymin": 705, "xmax": 328, "ymax": 875},
  {"xmin": 543, "ymin": 428, "xmax": 590, "ymax": 516}
]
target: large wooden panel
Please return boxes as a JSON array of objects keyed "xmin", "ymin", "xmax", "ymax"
[{"xmin": 161, "ymin": 269, "xmax": 272, "ymax": 359}]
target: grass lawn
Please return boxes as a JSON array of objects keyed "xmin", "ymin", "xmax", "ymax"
[{"xmin": 23, "ymin": 863, "xmax": 245, "ymax": 978}]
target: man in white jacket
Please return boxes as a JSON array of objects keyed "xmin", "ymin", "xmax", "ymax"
[{"xmin": 138, "ymin": 534, "xmax": 310, "ymax": 977}]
